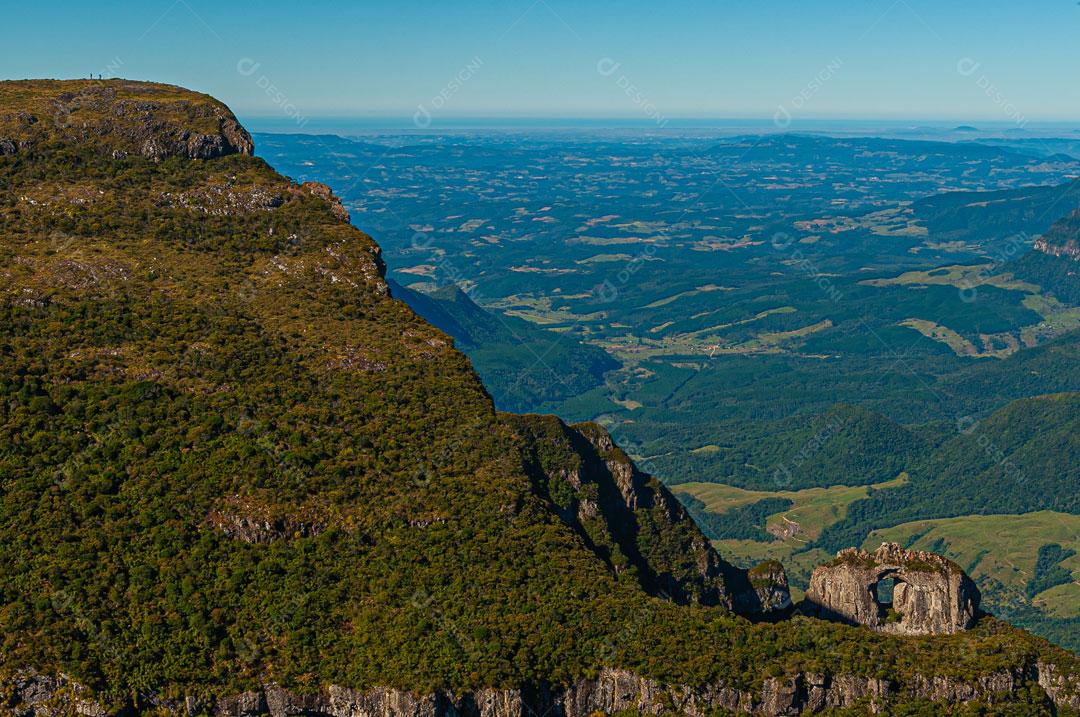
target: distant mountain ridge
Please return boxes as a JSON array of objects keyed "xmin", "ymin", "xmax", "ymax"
[{"xmin": 894, "ymin": 171, "xmax": 1080, "ymax": 302}]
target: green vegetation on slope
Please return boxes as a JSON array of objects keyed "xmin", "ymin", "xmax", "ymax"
[
  {"xmin": 682, "ymin": 495, "xmax": 794, "ymax": 542},
  {"xmin": 661, "ymin": 403, "xmax": 927, "ymax": 491},
  {"xmin": 820, "ymin": 393, "xmax": 1080, "ymax": 554},
  {"xmin": 1028, "ymin": 544, "xmax": 1079, "ymax": 601},
  {"xmin": 388, "ymin": 279, "xmax": 618, "ymax": 412},
  {"xmin": 1014, "ymin": 251, "xmax": 1080, "ymax": 306},
  {"xmin": 910, "ymin": 179, "xmax": 1080, "ymax": 249},
  {"xmin": 1, "ymin": 80, "xmax": 1078, "ymax": 713},
  {"xmin": 674, "ymin": 477, "xmax": 908, "ymax": 599}
]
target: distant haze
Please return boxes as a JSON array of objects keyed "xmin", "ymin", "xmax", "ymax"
[{"xmin": 5, "ymin": 0, "xmax": 1080, "ymax": 124}]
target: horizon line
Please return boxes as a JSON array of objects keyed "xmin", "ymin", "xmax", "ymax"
[
  {"xmin": 241, "ymin": 116, "xmax": 1080, "ymax": 137},
  {"xmin": 241, "ymin": 115, "xmax": 1080, "ymax": 125}
]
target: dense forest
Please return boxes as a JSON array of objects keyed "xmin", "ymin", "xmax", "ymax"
[
  {"xmin": 388, "ymin": 279, "xmax": 617, "ymax": 412},
  {"xmin": 817, "ymin": 393, "xmax": 1080, "ymax": 553}
]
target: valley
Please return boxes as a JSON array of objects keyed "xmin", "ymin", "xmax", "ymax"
[{"xmin": 259, "ymin": 129, "xmax": 1080, "ymax": 652}]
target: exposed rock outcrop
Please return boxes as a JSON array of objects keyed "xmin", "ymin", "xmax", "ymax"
[
  {"xmin": 7, "ymin": 665, "xmax": 1080, "ymax": 716},
  {"xmin": 512, "ymin": 414, "xmax": 734, "ymax": 608},
  {"xmin": 510, "ymin": 414, "xmax": 790, "ymax": 615},
  {"xmin": 4, "ymin": 77, "xmax": 1078, "ymax": 717},
  {"xmin": 1033, "ymin": 204, "xmax": 1080, "ymax": 261},
  {"xmin": 1037, "ymin": 661, "xmax": 1080, "ymax": 711},
  {"xmin": 1034, "ymin": 235, "xmax": 1080, "ymax": 261},
  {"xmin": 157, "ymin": 185, "xmax": 285, "ymax": 215},
  {"xmin": 733, "ymin": 560, "xmax": 793, "ymax": 615},
  {"xmin": 803, "ymin": 543, "xmax": 980, "ymax": 635},
  {"xmin": 1010, "ymin": 204, "xmax": 1080, "ymax": 303},
  {"xmin": 205, "ymin": 510, "xmax": 325, "ymax": 544},
  {"xmin": 301, "ymin": 181, "xmax": 350, "ymax": 222},
  {"xmin": 204, "ymin": 495, "xmax": 333, "ymax": 544},
  {"xmin": 2, "ymin": 670, "xmax": 106, "ymax": 717}
]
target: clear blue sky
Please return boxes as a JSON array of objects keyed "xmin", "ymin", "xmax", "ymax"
[{"xmin": 3, "ymin": 0, "xmax": 1078, "ymax": 123}]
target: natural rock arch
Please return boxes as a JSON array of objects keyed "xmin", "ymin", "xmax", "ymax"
[{"xmin": 804, "ymin": 543, "xmax": 980, "ymax": 635}]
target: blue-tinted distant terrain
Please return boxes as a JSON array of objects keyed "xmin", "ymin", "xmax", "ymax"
[{"xmin": 257, "ymin": 129, "xmax": 1080, "ymax": 649}]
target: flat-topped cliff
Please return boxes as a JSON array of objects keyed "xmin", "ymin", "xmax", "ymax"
[{"xmin": 0, "ymin": 79, "xmax": 253, "ymax": 160}]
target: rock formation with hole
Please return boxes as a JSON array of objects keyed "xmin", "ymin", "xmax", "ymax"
[{"xmin": 804, "ymin": 543, "xmax": 980, "ymax": 635}]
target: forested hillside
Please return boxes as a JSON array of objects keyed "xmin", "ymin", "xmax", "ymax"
[{"xmin": 388, "ymin": 279, "xmax": 617, "ymax": 412}]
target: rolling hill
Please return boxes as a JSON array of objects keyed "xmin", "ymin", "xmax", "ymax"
[
  {"xmin": 910, "ymin": 179, "xmax": 1080, "ymax": 250},
  {"xmin": 819, "ymin": 393, "xmax": 1080, "ymax": 552}
]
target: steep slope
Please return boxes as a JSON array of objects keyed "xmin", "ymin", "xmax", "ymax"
[
  {"xmin": 387, "ymin": 279, "xmax": 618, "ymax": 412},
  {"xmin": 0, "ymin": 77, "xmax": 756, "ymax": 695},
  {"xmin": 1, "ymin": 80, "xmax": 1079, "ymax": 716},
  {"xmin": 1012, "ymin": 204, "xmax": 1080, "ymax": 304},
  {"xmin": 1035, "ymin": 204, "xmax": 1080, "ymax": 263},
  {"xmin": 511, "ymin": 414, "xmax": 789, "ymax": 614}
]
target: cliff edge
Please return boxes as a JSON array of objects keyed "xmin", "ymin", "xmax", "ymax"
[{"xmin": 0, "ymin": 79, "xmax": 253, "ymax": 160}]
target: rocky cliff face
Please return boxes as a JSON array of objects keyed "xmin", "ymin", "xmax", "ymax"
[
  {"xmin": 1009, "ymin": 202, "xmax": 1080, "ymax": 304},
  {"xmin": 1034, "ymin": 205, "xmax": 1080, "ymax": 261},
  {"xmin": 804, "ymin": 543, "xmax": 980, "ymax": 635},
  {"xmin": 1034, "ymin": 235, "xmax": 1080, "ymax": 261},
  {"xmin": 510, "ymin": 414, "xmax": 790, "ymax": 614},
  {"xmin": 8, "ymin": 664, "xmax": 1080, "ymax": 717}
]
